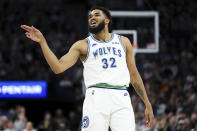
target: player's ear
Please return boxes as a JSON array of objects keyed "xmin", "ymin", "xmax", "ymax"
[{"xmin": 105, "ymin": 18, "xmax": 110, "ymax": 24}]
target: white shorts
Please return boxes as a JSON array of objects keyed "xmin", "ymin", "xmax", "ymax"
[{"xmin": 81, "ymin": 87, "xmax": 135, "ymax": 131}]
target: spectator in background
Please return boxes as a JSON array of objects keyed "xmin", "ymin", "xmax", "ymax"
[
  {"xmin": 0, "ymin": 116, "xmax": 8, "ymax": 130},
  {"xmin": 153, "ymin": 115, "xmax": 168, "ymax": 131},
  {"xmin": 190, "ymin": 113, "xmax": 197, "ymax": 129},
  {"xmin": 23, "ymin": 121, "xmax": 37, "ymax": 131},
  {"xmin": 0, "ymin": 0, "xmax": 197, "ymax": 130},
  {"xmin": 168, "ymin": 116, "xmax": 177, "ymax": 131},
  {"xmin": 58, "ymin": 122, "xmax": 70, "ymax": 131},
  {"xmin": 176, "ymin": 119, "xmax": 186, "ymax": 131},
  {"xmin": 0, "ymin": 120, "xmax": 2, "ymax": 130},
  {"xmin": 183, "ymin": 118, "xmax": 191, "ymax": 131},
  {"xmin": 4, "ymin": 120, "xmax": 15, "ymax": 131},
  {"xmin": 14, "ymin": 105, "xmax": 26, "ymax": 121},
  {"xmin": 192, "ymin": 123, "xmax": 197, "ymax": 131},
  {"xmin": 68, "ymin": 111, "xmax": 79, "ymax": 131},
  {"xmin": 38, "ymin": 112, "xmax": 53, "ymax": 131},
  {"xmin": 14, "ymin": 114, "xmax": 26, "ymax": 131},
  {"xmin": 53, "ymin": 109, "xmax": 68, "ymax": 130}
]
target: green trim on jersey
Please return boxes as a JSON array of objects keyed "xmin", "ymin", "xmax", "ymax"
[{"xmin": 90, "ymin": 83, "xmax": 127, "ymax": 89}]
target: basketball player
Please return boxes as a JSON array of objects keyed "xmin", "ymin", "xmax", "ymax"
[{"xmin": 21, "ymin": 6, "xmax": 154, "ymax": 131}]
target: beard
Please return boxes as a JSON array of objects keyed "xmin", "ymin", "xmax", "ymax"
[{"xmin": 88, "ymin": 20, "xmax": 105, "ymax": 34}]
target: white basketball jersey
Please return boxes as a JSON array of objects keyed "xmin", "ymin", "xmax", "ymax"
[{"xmin": 82, "ymin": 33, "xmax": 130, "ymax": 88}]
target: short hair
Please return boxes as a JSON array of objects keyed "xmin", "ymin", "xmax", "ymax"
[{"xmin": 90, "ymin": 6, "xmax": 112, "ymax": 31}]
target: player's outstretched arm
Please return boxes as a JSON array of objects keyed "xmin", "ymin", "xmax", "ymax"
[
  {"xmin": 21, "ymin": 25, "xmax": 81, "ymax": 74},
  {"xmin": 122, "ymin": 36, "xmax": 154, "ymax": 128}
]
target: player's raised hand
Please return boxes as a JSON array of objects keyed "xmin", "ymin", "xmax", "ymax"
[
  {"xmin": 21, "ymin": 25, "xmax": 45, "ymax": 43},
  {"xmin": 144, "ymin": 103, "xmax": 154, "ymax": 128}
]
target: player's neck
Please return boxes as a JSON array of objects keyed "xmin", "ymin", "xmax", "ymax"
[{"xmin": 93, "ymin": 28, "xmax": 111, "ymax": 42}]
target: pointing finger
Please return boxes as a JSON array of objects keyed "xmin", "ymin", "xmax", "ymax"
[{"xmin": 21, "ymin": 25, "xmax": 32, "ymax": 32}]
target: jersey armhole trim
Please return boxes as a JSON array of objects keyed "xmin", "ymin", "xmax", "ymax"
[
  {"xmin": 118, "ymin": 35, "xmax": 126, "ymax": 53},
  {"xmin": 83, "ymin": 38, "xmax": 90, "ymax": 63}
]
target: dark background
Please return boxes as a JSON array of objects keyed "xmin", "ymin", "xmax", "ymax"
[{"xmin": 0, "ymin": 0, "xmax": 197, "ymax": 131}]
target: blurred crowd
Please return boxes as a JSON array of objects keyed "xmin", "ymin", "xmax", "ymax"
[
  {"xmin": 133, "ymin": 0, "xmax": 197, "ymax": 130},
  {"xmin": 0, "ymin": 105, "xmax": 82, "ymax": 131},
  {"xmin": 0, "ymin": 0, "xmax": 197, "ymax": 131}
]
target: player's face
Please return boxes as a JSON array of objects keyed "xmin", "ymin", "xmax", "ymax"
[{"xmin": 88, "ymin": 9, "xmax": 106, "ymax": 34}]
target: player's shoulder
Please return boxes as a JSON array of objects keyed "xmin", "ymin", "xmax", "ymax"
[
  {"xmin": 119, "ymin": 35, "xmax": 131, "ymax": 48},
  {"xmin": 72, "ymin": 39, "xmax": 88, "ymax": 48},
  {"xmin": 119, "ymin": 35, "xmax": 130, "ymax": 43},
  {"xmin": 118, "ymin": 35, "xmax": 133, "ymax": 52},
  {"xmin": 71, "ymin": 39, "xmax": 88, "ymax": 55},
  {"xmin": 75, "ymin": 39, "xmax": 88, "ymax": 45}
]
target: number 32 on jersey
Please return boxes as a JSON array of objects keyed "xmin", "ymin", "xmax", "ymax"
[{"xmin": 101, "ymin": 57, "xmax": 117, "ymax": 69}]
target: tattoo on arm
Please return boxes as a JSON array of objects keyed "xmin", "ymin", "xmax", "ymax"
[{"xmin": 133, "ymin": 83, "xmax": 145, "ymax": 101}]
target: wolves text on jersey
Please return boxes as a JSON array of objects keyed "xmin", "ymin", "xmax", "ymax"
[{"xmin": 93, "ymin": 46, "xmax": 122, "ymax": 59}]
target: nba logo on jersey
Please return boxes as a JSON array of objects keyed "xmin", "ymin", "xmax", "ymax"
[
  {"xmin": 112, "ymin": 42, "xmax": 119, "ymax": 44},
  {"xmin": 82, "ymin": 116, "xmax": 89, "ymax": 128},
  {"xmin": 92, "ymin": 43, "xmax": 97, "ymax": 47}
]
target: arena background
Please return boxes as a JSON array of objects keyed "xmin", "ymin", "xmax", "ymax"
[{"xmin": 0, "ymin": 0, "xmax": 197, "ymax": 130}]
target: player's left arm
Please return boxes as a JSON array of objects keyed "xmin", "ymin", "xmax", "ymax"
[{"xmin": 121, "ymin": 36, "xmax": 154, "ymax": 128}]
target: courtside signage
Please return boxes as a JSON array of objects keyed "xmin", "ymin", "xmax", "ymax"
[{"xmin": 0, "ymin": 81, "xmax": 47, "ymax": 98}]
